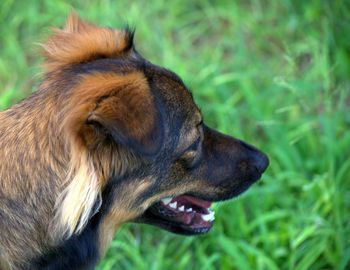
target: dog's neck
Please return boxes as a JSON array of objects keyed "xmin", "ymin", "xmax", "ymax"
[
  {"xmin": 0, "ymin": 89, "xmax": 72, "ymax": 267},
  {"xmin": 0, "ymin": 89, "xmax": 69, "ymax": 193}
]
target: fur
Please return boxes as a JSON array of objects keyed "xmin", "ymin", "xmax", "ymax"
[{"xmin": 0, "ymin": 13, "xmax": 268, "ymax": 270}]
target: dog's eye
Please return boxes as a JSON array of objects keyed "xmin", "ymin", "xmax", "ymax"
[
  {"xmin": 186, "ymin": 137, "xmax": 200, "ymax": 153},
  {"xmin": 181, "ymin": 137, "xmax": 201, "ymax": 165}
]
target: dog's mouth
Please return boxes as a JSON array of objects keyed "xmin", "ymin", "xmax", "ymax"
[{"xmin": 136, "ymin": 195, "xmax": 215, "ymax": 235}]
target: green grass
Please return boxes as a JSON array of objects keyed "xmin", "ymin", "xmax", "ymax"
[{"xmin": 1, "ymin": 0, "xmax": 350, "ymax": 269}]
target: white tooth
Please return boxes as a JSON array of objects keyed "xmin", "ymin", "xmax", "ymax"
[
  {"xmin": 169, "ymin": 202, "xmax": 177, "ymax": 209},
  {"xmin": 178, "ymin": 206, "xmax": 185, "ymax": 211},
  {"xmin": 186, "ymin": 208, "xmax": 193, "ymax": 212},
  {"xmin": 201, "ymin": 211, "xmax": 215, "ymax": 222},
  {"xmin": 161, "ymin": 197, "xmax": 173, "ymax": 205}
]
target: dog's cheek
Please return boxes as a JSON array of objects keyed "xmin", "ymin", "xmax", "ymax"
[{"xmin": 97, "ymin": 177, "xmax": 155, "ymax": 253}]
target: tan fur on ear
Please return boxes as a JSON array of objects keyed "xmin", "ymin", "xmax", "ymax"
[{"xmin": 41, "ymin": 13, "xmax": 132, "ymax": 72}]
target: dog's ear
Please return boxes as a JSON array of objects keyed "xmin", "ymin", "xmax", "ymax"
[
  {"xmin": 64, "ymin": 71, "xmax": 164, "ymax": 157},
  {"xmin": 54, "ymin": 72, "xmax": 163, "ymax": 239},
  {"xmin": 87, "ymin": 77, "xmax": 163, "ymax": 156}
]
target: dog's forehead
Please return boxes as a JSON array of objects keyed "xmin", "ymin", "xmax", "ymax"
[
  {"xmin": 143, "ymin": 65, "xmax": 203, "ymax": 152},
  {"xmin": 143, "ymin": 63, "xmax": 201, "ymax": 119}
]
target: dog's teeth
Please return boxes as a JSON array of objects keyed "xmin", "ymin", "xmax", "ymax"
[
  {"xmin": 161, "ymin": 197, "xmax": 173, "ymax": 205},
  {"xmin": 186, "ymin": 208, "xmax": 193, "ymax": 212},
  {"xmin": 178, "ymin": 206, "xmax": 185, "ymax": 211},
  {"xmin": 169, "ymin": 202, "xmax": 177, "ymax": 209},
  {"xmin": 201, "ymin": 211, "xmax": 215, "ymax": 222}
]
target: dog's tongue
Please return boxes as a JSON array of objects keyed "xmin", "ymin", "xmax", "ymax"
[{"xmin": 174, "ymin": 195, "xmax": 212, "ymax": 208}]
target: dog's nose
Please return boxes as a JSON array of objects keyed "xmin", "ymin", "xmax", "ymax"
[
  {"xmin": 238, "ymin": 140, "xmax": 269, "ymax": 174},
  {"xmin": 253, "ymin": 152, "xmax": 269, "ymax": 174}
]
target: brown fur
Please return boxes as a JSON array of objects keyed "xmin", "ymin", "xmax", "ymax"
[
  {"xmin": 42, "ymin": 13, "xmax": 132, "ymax": 72},
  {"xmin": 0, "ymin": 15, "xmax": 151, "ymax": 267},
  {"xmin": 0, "ymin": 14, "xmax": 268, "ymax": 270}
]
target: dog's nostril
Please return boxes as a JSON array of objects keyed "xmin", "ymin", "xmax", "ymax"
[{"xmin": 253, "ymin": 152, "xmax": 269, "ymax": 174}]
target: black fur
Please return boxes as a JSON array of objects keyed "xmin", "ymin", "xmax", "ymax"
[
  {"xmin": 32, "ymin": 216, "xmax": 100, "ymax": 270},
  {"xmin": 123, "ymin": 25, "xmax": 136, "ymax": 51}
]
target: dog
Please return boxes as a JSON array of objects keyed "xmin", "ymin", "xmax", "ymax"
[{"xmin": 0, "ymin": 13, "xmax": 269, "ymax": 270}]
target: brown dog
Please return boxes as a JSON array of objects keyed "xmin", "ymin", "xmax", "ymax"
[{"xmin": 0, "ymin": 14, "xmax": 268, "ymax": 270}]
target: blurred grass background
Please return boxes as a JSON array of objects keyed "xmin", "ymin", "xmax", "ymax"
[{"xmin": 1, "ymin": 0, "xmax": 350, "ymax": 269}]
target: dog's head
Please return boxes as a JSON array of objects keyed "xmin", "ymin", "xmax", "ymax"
[{"xmin": 43, "ymin": 14, "xmax": 268, "ymax": 239}]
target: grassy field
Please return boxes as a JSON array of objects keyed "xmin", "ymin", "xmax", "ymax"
[{"xmin": 1, "ymin": 0, "xmax": 350, "ymax": 269}]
